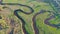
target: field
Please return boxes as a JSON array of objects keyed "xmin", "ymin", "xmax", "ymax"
[{"xmin": 0, "ymin": 0, "xmax": 60, "ymax": 34}]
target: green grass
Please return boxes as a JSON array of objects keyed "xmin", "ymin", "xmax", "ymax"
[{"xmin": 1, "ymin": 0, "xmax": 60, "ymax": 34}]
